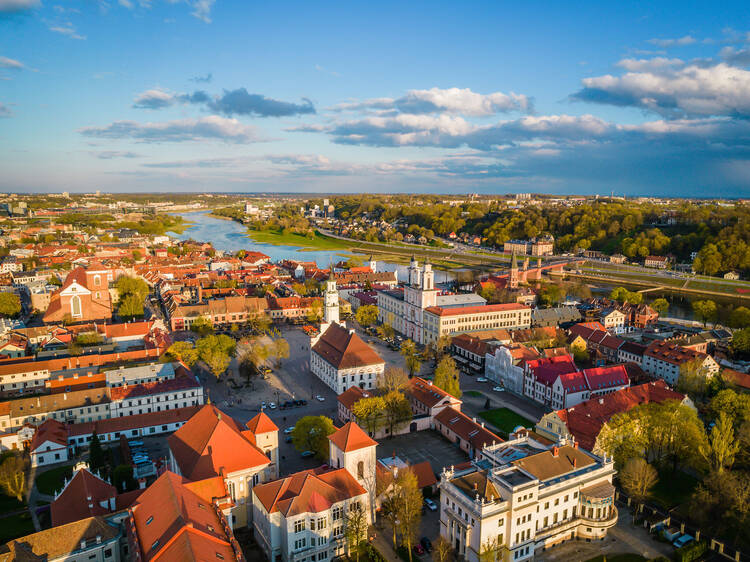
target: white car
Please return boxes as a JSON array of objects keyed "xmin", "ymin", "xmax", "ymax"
[
  {"xmin": 268, "ymin": 402, "xmax": 277, "ymax": 409},
  {"xmin": 315, "ymin": 395, "xmax": 325, "ymax": 402},
  {"xmin": 492, "ymin": 386, "xmax": 505, "ymax": 392},
  {"xmin": 284, "ymin": 426, "xmax": 295, "ymax": 434},
  {"xmin": 477, "ymin": 377, "xmax": 489, "ymax": 383}
]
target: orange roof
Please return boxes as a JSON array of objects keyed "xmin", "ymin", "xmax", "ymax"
[
  {"xmin": 328, "ymin": 421, "xmax": 378, "ymax": 453},
  {"xmin": 30, "ymin": 419, "xmax": 67, "ymax": 450},
  {"xmin": 406, "ymin": 377, "xmax": 459, "ymax": 408},
  {"xmin": 129, "ymin": 471, "xmax": 239, "ymax": 562},
  {"xmin": 253, "ymin": 467, "xmax": 367, "ymax": 516},
  {"xmin": 312, "ymin": 323, "xmax": 383, "ymax": 369},
  {"xmin": 245, "ymin": 411, "xmax": 278, "ymax": 434},
  {"xmin": 167, "ymin": 404, "xmax": 271, "ymax": 480}
]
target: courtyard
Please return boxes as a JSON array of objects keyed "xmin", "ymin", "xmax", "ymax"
[{"xmin": 374, "ymin": 429, "xmax": 469, "ymax": 476}]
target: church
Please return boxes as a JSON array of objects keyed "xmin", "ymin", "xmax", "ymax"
[
  {"xmin": 43, "ymin": 264, "xmax": 114, "ymax": 324},
  {"xmin": 309, "ymin": 273, "xmax": 385, "ymax": 394}
]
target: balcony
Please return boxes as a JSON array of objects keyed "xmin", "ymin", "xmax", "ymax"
[{"xmin": 580, "ymin": 508, "xmax": 618, "ymax": 529}]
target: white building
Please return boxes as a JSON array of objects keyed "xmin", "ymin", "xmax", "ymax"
[
  {"xmin": 485, "ymin": 344, "xmax": 541, "ymax": 395},
  {"xmin": 310, "ymin": 276, "xmax": 385, "ymax": 394},
  {"xmin": 642, "ymin": 341, "xmax": 719, "ymax": 386},
  {"xmin": 439, "ymin": 436, "xmax": 617, "ymax": 562},
  {"xmin": 29, "ymin": 419, "xmax": 70, "ymax": 467},
  {"xmin": 252, "ymin": 422, "xmax": 375, "ymax": 562}
]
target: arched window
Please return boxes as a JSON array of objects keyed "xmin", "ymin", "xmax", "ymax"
[
  {"xmin": 71, "ymin": 295, "xmax": 82, "ymax": 317},
  {"xmin": 93, "ymin": 274, "xmax": 101, "ymax": 287},
  {"xmin": 357, "ymin": 460, "xmax": 364, "ymax": 479}
]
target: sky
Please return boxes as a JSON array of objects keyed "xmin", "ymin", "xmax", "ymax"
[{"xmin": 1, "ymin": 1, "xmax": 750, "ymax": 197}]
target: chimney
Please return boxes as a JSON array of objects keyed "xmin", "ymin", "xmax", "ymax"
[
  {"xmin": 552, "ymin": 446, "xmax": 559, "ymax": 457},
  {"xmin": 599, "ymin": 398, "xmax": 604, "ymax": 404},
  {"xmin": 473, "ymin": 481, "xmax": 478, "ymax": 491},
  {"xmin": 573, "ymin": 441, "xmax": 579, "ymax": 449},
  {"xmin": 573, "ymin": 458, "xmax": 577, "ymax": 468},
  {"xmin": 96, "ymin": 535, "xmax": 102, "ymax": 544},
  {"xmin": 81, "ymin": 539, "xmax": 87, "ymax": 549}
]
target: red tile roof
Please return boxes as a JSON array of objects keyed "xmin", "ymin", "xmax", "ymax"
[
  {"xmin": 582, "ymin": 365, "xmax": 630, "ymax": 391},
  {"xmin": 554, "ymin": 380, "xmax": 687, "ymax": 450},
  {"xmin": 167, "ymin": 404, "xmax": 271, "ymax": 480},
  {"xmin": 253, "ymin": 467, "xmax": 367, "ymax": 516},
  {"xmin": 312, "ymin": 323, "xmax": 384, "ymax": 369},
  {"xmin": 526, "ymin": 355, "xmax": 578, "ymax": 386},
  {"xmin": 328, "ymin": 421, "xmax": 378, "ymax": 453},
  {"xmin": 51, "ymin": 468, "xmax": 116, "ymax": 526},
  {"xmin": 68, "ymin": 405, "xmax": 200, "ymax": 437},
  {"xmin": 337, "ymin": 385, "xmax": 368, "ymax": 411},
  {"xmin": 406, "ymin": 377, "xmax": 460, "ymax": 408},
  {"xmin": 108, "ymin": 373, "xmax": 200, "ymax": 401},
  {"xmin": 645, "ymin": 340, "xmax": 709, "ymax": 366}
]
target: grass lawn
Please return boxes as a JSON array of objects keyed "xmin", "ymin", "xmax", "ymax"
[
  {"xmin": 478, "ymin": 408, "xmax": 534, "ymax": 436},
  {"xmin": 34, "ymin": 464, "xmax": 74, "ymax": 496},
  {"xmin": 585, "ymin": 555, "xmax": 648, "ymax": 562},
  {"xmin": 0, "ymin": 512, "xmax": 34, "ymax": 543},
  {"xmin": 464, "ymin": 390, "xmax": 483, "ymax": 398},
  {"xmin": 650, "ymin": 468, "xmax": 699, "ymax": 510},
  {"xmin": 247, "ymin": 229, "xmax": 352, "ymax": 251}
]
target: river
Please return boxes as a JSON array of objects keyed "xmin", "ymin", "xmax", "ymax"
[{"xmin": 168, "ymin": 211, "xmax": 455, "ymax": 283}]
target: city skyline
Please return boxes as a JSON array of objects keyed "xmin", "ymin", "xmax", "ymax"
[{"xmin": 2, "ymin": 0, "xmax": 750, "ymax": 196}]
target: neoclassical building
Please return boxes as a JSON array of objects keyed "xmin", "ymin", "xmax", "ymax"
[{"xmin": 439, "ymin": 435, "xmax": 617, "ymax": 562}]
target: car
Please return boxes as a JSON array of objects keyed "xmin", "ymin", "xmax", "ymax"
[
  {"xmin": 492, "ymin": 386, "xmax": 505, "ymax": 392},
  {"xmin": 261, "ymin": 401, "xmax": 266, "ymax": 409},
  {"xmin": 420, "ymin": 537, "xmax": 432, "ymax": 552},
  {"xmin": 285, "ymin": 436, "xmax": 293, "ymax": 443},
  {"xmin": 283, "ymin": 401, "xmax": 295, "ymax": 408},
  {"xmin": 284, "ymin": 426, "xmax": 295, "ymax": 434},
  {"xmin": 424, "ymin": 498, "xmax": 438, "ymax": 511},
  {"xmin": 315, "ymin": 395, "xmax": 325, "ymax": 402},
  {"xmin": 268, "ymin": 402, "xmax": 276, "ymax": 409},
  {"xmin": 413, "ymin": 544, "xmax": 425, "ymax": 556},
  {"xmin": 673, "ymin": 534, "xmax": 694, "ymax": 548},
  {"xmin": 300, "ymin": 450, "xmax": 315, "ymax": 458},
  {"xmin": 477, "ymin": 377, "xmax": 489, "ymax": 383},
  {"xmin": 294, "ymin": 399, "xmax": 307, "ymax": 406}
]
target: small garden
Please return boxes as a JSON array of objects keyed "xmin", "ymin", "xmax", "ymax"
[
  {"xmin": 478, "ymin": 407, "xmax": 534, "ymax": 437},
  {"xmin": 34, "ymin": 464, "xmax": 74, "ymax": 496}
]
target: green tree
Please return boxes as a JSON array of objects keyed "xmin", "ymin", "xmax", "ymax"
[
  {"xmin": 677, "ymin": 358, "xmax": 710, "ymax": 400},
  {"xmin": 692, "ymin": 300, "xmax": 717, "ymax": 327},
  {"xmin": 190, "ymin": 316, "xmax": 214, "ymax": 336},
  {"xmin": 0, "ymin": 452, "xmax": 28, "ymax": 502},
  {"xmin": 88, "ymin": 432, "xmax": 106, "ymax": 474},
  {"xmin": 355, "ymin": 304, "xmax": 379, "ymax": 327},
  {"xmin": 164, "ymin": 341, "xmax": 199, "ymax": 366},
  {"xmin": 434, "ymin": 356, "xmax": 462, "ymax": 398},
  {"xmin": 731, "ymin": 327, "xmax": 750, "ymax": 356},
  {"xmin": 115, "ymin": 275, "xmax": 149, "ymax": 301},
  {"xmin": 699, "ymin": 412, "xmax": 740, "ymax": 473},
  {"xmin": 118, "ymin": 293, "xmax": 144, "ymax": 319},
  {"xmin": 351, "ymin": 396, "xmax": 386, "ymax": 436},
  {"xmin": 383, "ymin": 390, "xmax": 413, "ymax": 438},
  {"xmin": 433, "ymin": 537, "xmax": 454, "ymax": 562},
  {"xmin": 729, "ymin": 306, "xmax": 750, "ymax": 329},
  {"xmin": 619, "ymin": 458, "xmax": 658, "ymax": 513},
  {"xmin": 479, "ymin": 537, "xmax": 502, "ymax": 562},
  {"xmin": 344, "ymin": 503, "xmax": 368, "ymax": 562},
  {"xmin": 196, "ymin": 334, "xmax": 236, "ymax": 379},
  {"xmin": 378, "ymin": 323, "xmax": 395, "ymax": 340},
  {"xmin": 651, "ymin": 298, "xmax": 670, "ymax": 316},
  {"xmin": 292, "ymin": 282, "xmax": 307, "ymax": 296},
  {"xmin": 400, "ymin": 340, "xmax": 422, "ymax": 377},
  {"xmin": 271, "ymin": 338, "xmax": 289, "ymax": 367},
  {"xmin": 709, "ymin": 388, "xmax": 750, "ymax": 427},
  {"xmin": 113, "ymin": 464, "xmax": 137, "ymax": 492},
  {"xmin": 291, "ymin": 415, "xmax": 336, "ymax": 460},
  {"xmin": 394, "ymin": 468, "xmax": 422, "ymax": 562},
  {"xmin": 306, "ymin": 300, "xmax": 323, "ymax": 323},
  {"xmin": 597, "ymin": 411, "xmax": 648, "ymax": 469},
  {"xmin": 538, "ymin": 283, "xmax": 563, "ymax": 307},
  {"xmin": 0, "ymin": 292, "xmax": 21, "ymax": 317}
]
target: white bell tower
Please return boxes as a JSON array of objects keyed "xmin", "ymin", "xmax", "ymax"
[{"xmin": 324, "ymin": 273, "xmax": 340, "ymax": 325}]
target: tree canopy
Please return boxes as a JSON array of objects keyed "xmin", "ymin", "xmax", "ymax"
[{"xmin": 291, "ymin": 416, "xmax": 336, "ymax": 460}]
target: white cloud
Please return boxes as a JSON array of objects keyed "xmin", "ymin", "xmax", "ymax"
[
  {"xmin": 333, "ymin": 87, "xmax": 532, "ymax": 116},
  {"xmin": 190, "ymin": 0, "xmax": 215, "ymax": 23},
  {"xmin": 572, "ymin": 61, "xmax": 750, "ymax": 118},
  {"xmin": 647, "ymin": 35, "xmax": 696, "ymax": 48},
  {"xmin": 616, "ymin": 57, "xmax": 684, "ymax": 72},
  {"xmin": 48, "ymin": 22, "xmax": 86, "ymax": 40},
  {"xmin": 0, "ymin": 56, "xmax": 24, "ymax": 69},
  {"xmin": 132, "ymin": 88, "xmax": 175, "ymax": 109},
  {"xmin": 78, "ymin": 115, "xmax": 260, "ymax": 143}
]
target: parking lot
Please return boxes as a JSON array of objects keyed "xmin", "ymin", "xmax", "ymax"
[{"xmin": 375, "ymin": 430, "xmax": 468, "ymax": 476}]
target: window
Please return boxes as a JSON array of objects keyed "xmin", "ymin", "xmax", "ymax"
[
  {"xmin": 216, "ymin": 554, "xmax": 224, "ymax": 560},
  {"xmin": 317, "ymin": 517, "xmax": 327, "ymax": 530},
  {"xmin": 294, "ymin": 538, "xmax": 306, "ymax": 550},
  {"xmin": 294, "ymin": 520, "xmax": 305, "ymax": 533},
  {"xmin": 104, "ymin": 548, "xmax": 112, "ymax": 558},
  {"xmin": 146, "ymin": 516, "xmax": 154, "ymax": 525},
  {"xmin": 357, "ymin": 460, "xmax": 364, "ymax": 479},
  {"xmin": 333, "ymin": 506, "xmax": 343, "ymax": 521}
]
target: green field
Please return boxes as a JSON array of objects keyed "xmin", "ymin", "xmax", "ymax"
[
  {"xmin": 247, "ymin": 229, "xmax": 353, "ymax": 251},
  {"xmin": 464, "ymin": 390, "xmax": 483, "ymax": 398},
  {"xmin": 34, "ymin": 464, "xmax": 74, "ymax": 496},
  {"xmin": 478, "ymin": 408, "xmax": 535, "ymax": 436}
]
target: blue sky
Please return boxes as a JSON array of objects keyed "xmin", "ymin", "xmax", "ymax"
[{"xmin": 1, "ymin": 0, "xmax": 750, "ymax": 196}]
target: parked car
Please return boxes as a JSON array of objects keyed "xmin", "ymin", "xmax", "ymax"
[
  {"xmin": 413, "ymin": 544, "xmax": 425, "ymax": 556},
  {"xmin": 492, "ymin": 386, "xmax": 505, "ymax": 392},
  {"xmin": 261, "ymin": 401, "xmax": 266, "ymax": 409},
  {"xmin": 477, "ymin": 377, "xmax": 489, "ymax": 382},
  {"xmin": 268, "ymin": 402, "xmax": 277, "ymax": 409},
  {"xmin": 294, "ymin": 399, "xmax": 308, "ymax": 406},
  {"xmin": 424, "ymin": 498, "xmax": 438, "ymax": 511},
  {"xmin": 315, "ymin": 395, "xmax": 325, "ymax": 402},
  {"xmin": 673, "ymin": 535, "xmax": 694, "ymax": 548},
  {"xmin": 285, "ymin": 436, "xmax": 293, "ymax": 443},
  {"xmin": 420, "ymin": 537, "xmax": 432, "ymax": 552},
  {"xmin": 284, "ymin": 426, "xmax": 295, "ymax": 434},
  {"xmin": 300, "ymin": 450, "xmax": 315, "ymax": 458}
]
